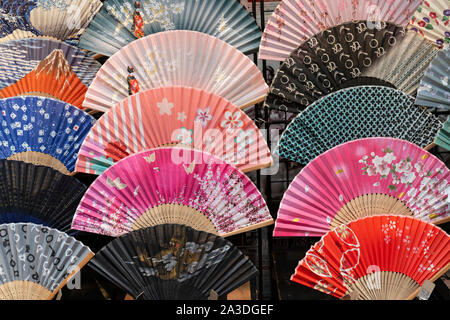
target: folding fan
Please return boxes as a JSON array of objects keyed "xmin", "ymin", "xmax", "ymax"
[
  {"xmin": 409, "ymin": 0, "xmax": 450, "ymax": 47},
  {"xmin": 274, "ymin": 137, "xmax": 450, "ymax": 238},
  {"xmin": 0, "ymin": 223, "xmax": 93, "ymax": 300},
  {"xmin": 0, "ymin": 96, "xmax": 95, "ymax": 174},
  {"xmin": 0, "ymin": 38, "xmax": 101, "ymax": 108},
  {"xmin": 416, "ymin": 45, "xmax": 450, "ymax": 110},
  {"xmin": 82, "ymin": 30, "xmax": 268, "ymax": 112},
  {"xmin": 259, "ymin": 0, "xmax": 421, "ymax": 61},
  {"xmin": 89, "ymin": 224, "xmax": 258, "ymax": 300},
  {"xmin": 0, "ymin": 0, "xmax": 103, "ymax": 44},
  {"xmin": 435, "ymin": 117, "xmax": 450, "ymax": 150},
  {"xmin": 277, "ymin": 86, "xmax": 443, "ymax": 166},
  {"xmin": 76, "ymin": 86, "xmax": 272, "ymax": 175},
  {"xmin": 362, "ymin": 30, "xmax": 441, "ymax": 95},
  {"xmin": 78, "ymin": 0, "xmax": 261, "ymax": 57},
  {"xmin": 72, "ymin": 148, "xmax": 273, "ymax": 237},
  {"xmin": 267, "ymin": 21, "xmax": 407, "ymax": 111},
  {"xmin": 0, "ymin": 160, "xmax": 87, "ymax": 233},
  {"xmin": 291, "ymin": 215, "xmax": 450, "ymax": 300}
]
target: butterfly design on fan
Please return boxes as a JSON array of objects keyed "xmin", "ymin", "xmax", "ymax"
[{"xmin": 106, "ymin": 177, "xmax": 127, "ymax": 190}]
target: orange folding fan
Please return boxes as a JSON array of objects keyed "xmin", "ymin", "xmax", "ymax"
[
  {"xmin": 291, "ymin": 215, "xmax": 450, "ymax": 300},
  {"xmin": 76, "ymin": 87, "xmax": 272, "ymax": 174}
]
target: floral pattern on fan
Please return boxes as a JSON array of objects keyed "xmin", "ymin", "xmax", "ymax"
[
  {"xmin": 359, "ymin": 146, "xmax": 449, "ymax": 219},
  {"xmin": 73, "ymin": 148, "xmax": 272, "ymax": 237}
]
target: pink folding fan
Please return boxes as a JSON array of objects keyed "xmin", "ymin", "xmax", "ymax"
[{"xmin": 274, "ymin": 137, "xmax": 450, "ymax": 237}]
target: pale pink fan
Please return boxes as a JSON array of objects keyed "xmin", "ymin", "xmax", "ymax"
[{"xmin": 259, "ymin": 0, "xmax": 422, "ymax": 61}]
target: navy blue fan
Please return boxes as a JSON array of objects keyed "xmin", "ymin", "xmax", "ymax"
[
  {"xmin": 0, "ymin": 96, "xmax": 95, "ymax": 174},
  {"xmin": 0, "ymin": 160, "xmax": 87, "ymax": 233}
]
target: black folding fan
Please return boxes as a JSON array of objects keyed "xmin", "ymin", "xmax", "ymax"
[
  {"xmin": 0, "ymin": 160, "xmax": 87, "ymax": 233},
  {"xmin": 89, "ymin": 224, "xmax": 259, "ymax": 300}
]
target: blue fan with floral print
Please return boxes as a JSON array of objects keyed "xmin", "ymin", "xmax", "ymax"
[
  {"xmin": 0, "ymin": 96, "xmax": 95, "ymax": 174},
  {"xmin": 78, "ymin": 0, "xmax": 261, "ymax": 57},
  {"xmin": 276, "ymin": 86, "xmax": 443, "ymax": 166},
  {"xmin": 416, "ymin": 45, "xmax": 450, "ymax": 110},
  {"xmin": 0, "ymin": 0, "xmax": 103, "ymax": 44}
]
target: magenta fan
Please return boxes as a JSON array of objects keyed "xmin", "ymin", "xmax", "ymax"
[{"xmin": 274, "ymin": 137, "xmax": 450, "ymax": 237}]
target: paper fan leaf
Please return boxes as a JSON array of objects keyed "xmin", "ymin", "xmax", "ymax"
[
  {"xmin": 277, "ymin": 86, "xmax": 442, "ymax": 166},
  {"xmin": 435, "ymin": 117, "xmax": 450, "ymax": 151},
  {"xmin": 409, "ymin": 0, "xmax": 450, "ymax": 47},
  {"xmin": 0, "ymin": 38, "xmax": 101, "ymax": 108},
  {"xmin": 291, "ymin": 215, "xmax": 450, "ymax": 299},
  {"xmin": 79, "ymin": 0, "xmax": 261, "ymax": 57},
  {"xmin": 76, "ymin": 87, "xmax": 272, "ymax": 175},
  {"xmin": 340, "ymin": 248, "xmax": 361, "ymax": 273},
  {"xmin": 416, "ymin": 45, "xmax": 450, "ymax": 110},
  {"xmin": 0, "ymin": 96, "xmax": 95, "ymax": 174},
  {"xmin": 0, "ymin": 223, "xmax": 93, "ymax": 300},
  {"xmin": 334, "ymin": 225, "xmax": 360, "ymax": 248},
  {"xmin": 274, "ymin": 137, "xmax": 450, "ymax": 238},
  {"xmin": 0, "ymin": 160, "xmax": 87, "ymax": 233},
  {"xmin": 72, "ymin": 148, "xmax": 273, "ymax": 237},
  {"xmin": 0, "ymin": 0, "xmax": 103, "ymax": 44},
  {"xmin": 266, "ymin": 21, "xmax": 406, "ymax": 112},
  {"xmin": 89, "ymin": 224, "xmax": 258, "ymax": 300},
  {"xmin": 304, "ymin": 253, "xmax": 332, "ymax": 278},
  {"xmin": 259, "ymin": 0, "xmax": 422, "ymax": 61},
  {"xmin": 82, "ymin": 30, "xmax": 268, "ymax": 112}
]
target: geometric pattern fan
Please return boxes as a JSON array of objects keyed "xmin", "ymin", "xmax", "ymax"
[
  {"xmin": 259, "ymin": 0, "xmax": 421, "ymax": 61},
  {"xmin": 435, "ymin": 117, "xmax": 450, "ymax": 151},
  {"xmin": 89, "ymin": 224, "xmax": 258, "ymax": 300},
  {"xmin": 416, "ymin": 45, "xmax": 450, "ymax": 110},
  {"xmin": 0, "ymin": 38, "xmax": 101, "ymax": 109},
  {"xmin": 78, "ymin": 0, "xmax": 261, "ymax": 57},
  {"xmin": 0, "ymin": 223, "xmax": 93, "ymax": 300},
  {"xmin": 277, "ymin": 86, "xmax": 443, "ymax": 166},
  {"xmin": 290, "ymin": 215, "xmax": 450, "ymax": 300},
  {"xmin": 0, "ymin": 96, "xmax": 95, "ymax": 174},
  {"xmin": 82, "ymin": 30, "xmax": 268, "ymax": 112},
  {"xmin": 0, "ymin": 160, "xmax": 87, "ymax": 233},
  {"xmin": 75, "ymin": 86, "xmax": 272, "ymax": 175},
  {"xmin": 362, "ymin": 30, "xmax": 441, "ymax": 95},
  {"xmin": 267, "ymin": 21, "xmax": 407, "ymax": 112},
  {"xmin": 0, "ymin": 0, "xmax": 103, "ymax": 45},
  {"xmin": 409, "ymin": 0, "xmax": 450, "ymax": 47},
  {"xmin": 274, "ymin": 137, "xmax": 450, "ymax": 238},
  {"xmin": 72, "ymin": 148, "xmax": 273, "ymax": 237}
]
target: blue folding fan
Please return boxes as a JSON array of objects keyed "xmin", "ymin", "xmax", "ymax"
[
  {"xmin": 78, "ymin": 0, "xmax": 262, "ymax": 57},
  {"xmin": 435, "ymin": 117, "xmax": 450, "ymax": 151},
  {"xmin": 276, "ymin": 86, "xmax": 443, "ymax": 165},
  {"xmin": 0, "ymin": 160, "xmax": 87, "ymax": 233},
  {"xmin": 0, "ymin": 96, "xmax": 95, "ymax": 174},
  {"xmin": 416, "ymin": 45, "xmax": 450, "ymax": 110}
]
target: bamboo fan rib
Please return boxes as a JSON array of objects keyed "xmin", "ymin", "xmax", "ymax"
[
  {"xmin": 276, "ymin": 86, "xmax": 443, "ymax": 166},
  {"xmin": 0, "ymin": 223, "xmax": 93, "ymax": 300},
  {"xmin": 72, "ymin": 148, "xmax": 273, "ymax": 237},
  {"xmin": 274, "ymin": 137, "xmax": 450, "ymax": 238},
  {"xmin": 76, "ymin": 86, "xmax": 272, "ymax": 175},
  {"xmin": 89, "ymin": 224, "xmax": 258, "ymax": 300},
  {"xmin": 290, "ymin": 215, "xmax": 450, "ymax": 300},
  {"xmin": 82, "ymin": 30, "xmax": 268, "ymax": 112},
  {"xmin": 259, "ymin": 0, "xmax": 421, "ymax": 61}
]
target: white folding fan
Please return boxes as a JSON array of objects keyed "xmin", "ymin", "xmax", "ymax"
[{"xmin": 82, "ymin": 30, "xmax": 268, "ymax": 112}]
